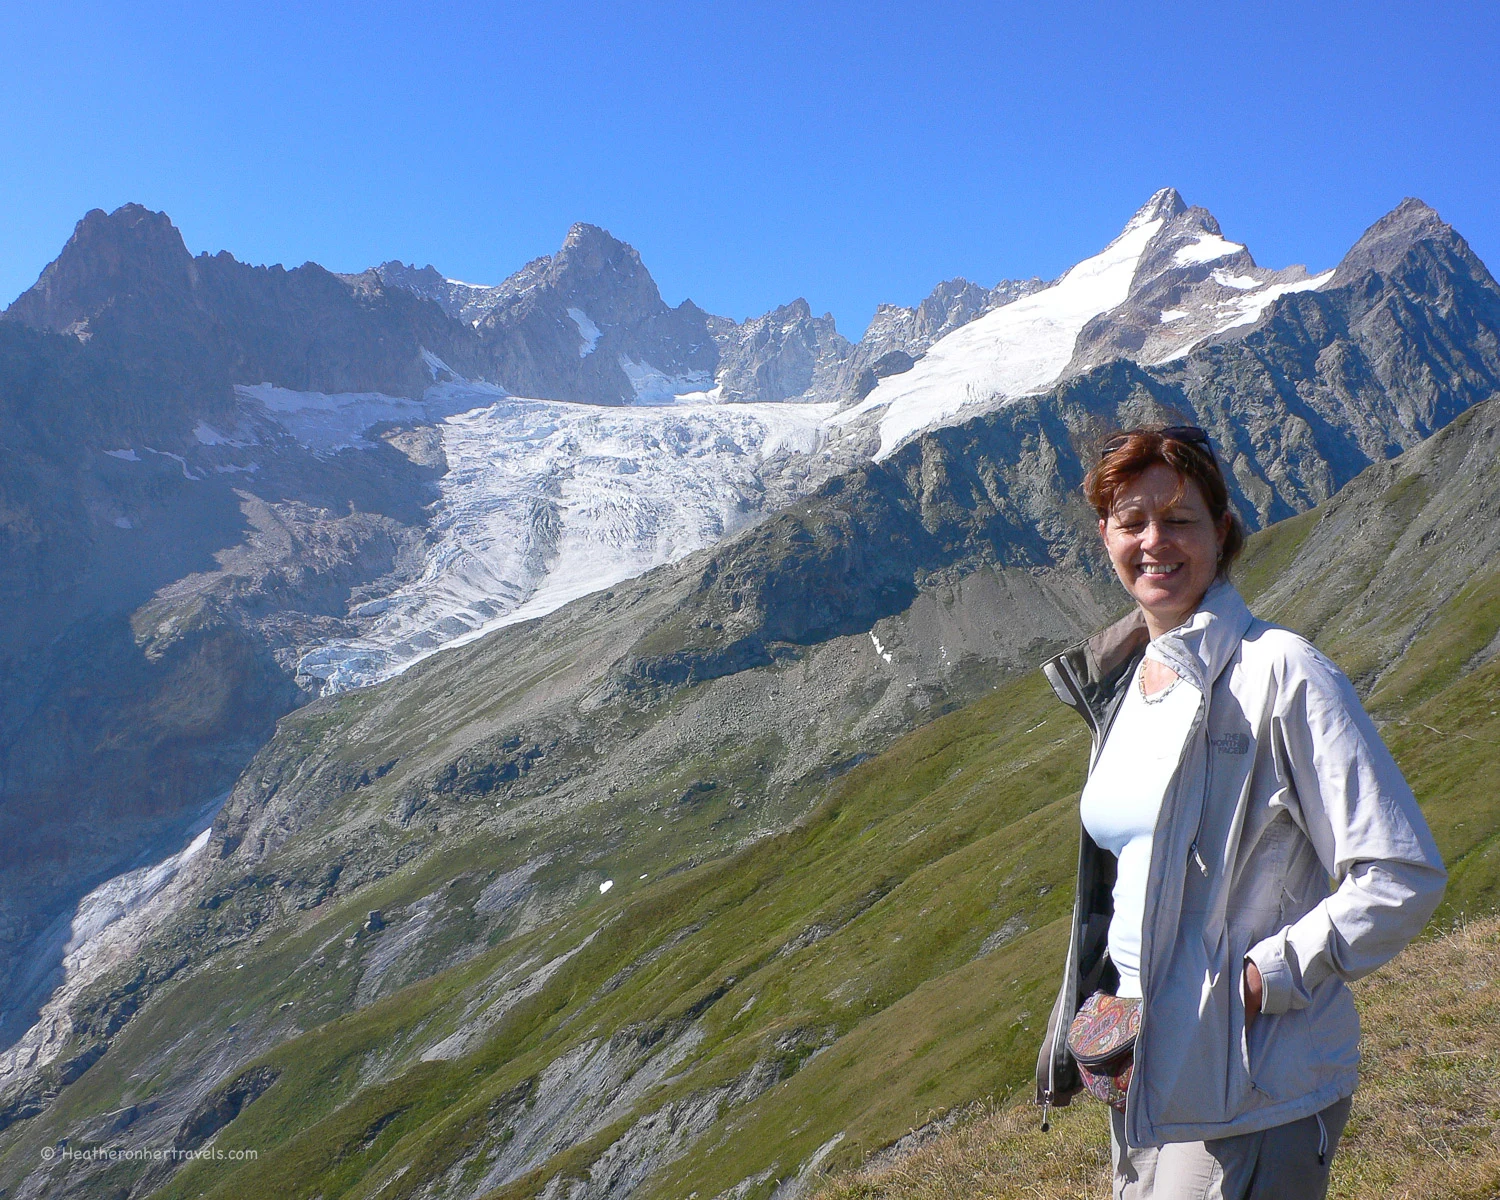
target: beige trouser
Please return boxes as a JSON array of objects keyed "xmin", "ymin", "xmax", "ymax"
[{"xmin": 1109, "ymin": 1097, "xmax": 1353, "ymax": 1200}]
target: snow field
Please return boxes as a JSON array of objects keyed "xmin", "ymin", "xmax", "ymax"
[{"xmin": 839, "ymin": 213, "xmax": 1167, "ymax": 459}]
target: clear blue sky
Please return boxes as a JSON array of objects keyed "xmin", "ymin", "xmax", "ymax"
[{"xmin": 2, "ymin": 1, "xmax": 1496, "ymax": 337}]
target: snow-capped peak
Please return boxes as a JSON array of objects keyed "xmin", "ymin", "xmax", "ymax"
[
  {"xmin": 835, "ymin": 190, "xmax": 1337, "ymax": 458},
  {"xmin": 837, "ymin": 194, "xmax": 1173, "ymax": 458},
  {"xmin": 1123, "ymin": 187, "xmax": 1188, "ymax": 232}
]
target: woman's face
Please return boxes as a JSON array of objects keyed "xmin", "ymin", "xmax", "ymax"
[{"xmin": 1100, "ymin": 463, "xmax": 1228, "ymax": 639}]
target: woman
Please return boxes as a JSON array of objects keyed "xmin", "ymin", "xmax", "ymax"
[{"xmin": 1034, "ymin": 426, "xmax": 1446, "ymax": 1199}]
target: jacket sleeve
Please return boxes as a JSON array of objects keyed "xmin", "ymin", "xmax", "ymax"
[{"xmin": 1246, "ymin": 645, "xmax": 1446, "ymax": 1015}]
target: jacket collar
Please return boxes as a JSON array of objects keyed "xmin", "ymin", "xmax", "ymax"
[
  {"xmin": 1145, "ymin": 579, "xmax": 1256, "ymax": 696},
  {"xmin": 1043, "ymin": 580, "xmax": 1255, "ymax": 727}
]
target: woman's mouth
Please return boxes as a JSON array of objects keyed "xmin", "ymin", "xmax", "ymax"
[{"xmin": 1138, "ymin": 563, "xmax": 1182, "ymax": 576}]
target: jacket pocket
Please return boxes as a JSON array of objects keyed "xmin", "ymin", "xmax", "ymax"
[
  {"xmin": 1246, "ymin": 1003, "xmax": 1322, "ymax": 1102},
  {"xmin": 1235, "ymin": 930, "xmax": 1282, "ymax": 1108}
]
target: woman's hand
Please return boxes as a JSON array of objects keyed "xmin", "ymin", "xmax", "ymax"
[{"xmin": 1244, "ymin": 959, "xmax": 1263, "ymax": 1026}]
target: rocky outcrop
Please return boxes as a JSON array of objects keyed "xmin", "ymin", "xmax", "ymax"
[
  {"xmin": 712, "ymin": 299, "xmax": 853, "ymax": 403},
  {"xmin": 4, "ymin": 204, "xmax": 489, "ymax": 401},
  {"xmin": 375, "ymin": 236, "xmax": 1046, "ymax": 410},
  {"xmin": 465, "ymin": 223, "xmax": 721, "ymax": 405},
  {"xmin": 1066, "ymin": 196, "xmax": 1327, "ymax": 372},
  {"xmin": 838, "ymin": 275, "xmax": 1047, "ymax": 403},
  {"xmin": 0, "ymin": 208, "xmax": 464, "ymax": 1043}
]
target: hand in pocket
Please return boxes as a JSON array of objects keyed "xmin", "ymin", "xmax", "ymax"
[{"xmin": 1244, "ymin": 959, "xmax": 1264, "ymax": 1028}]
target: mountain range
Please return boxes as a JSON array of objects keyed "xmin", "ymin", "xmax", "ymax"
[{"xmin": 0, "ymin": 187, "xmax": 1497, "ymax": 1198}]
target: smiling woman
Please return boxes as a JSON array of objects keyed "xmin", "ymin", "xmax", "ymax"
[
  {"xmin": 1091, "ymin": 426, "xmax": 1243, "ymax": 642},
  {"xmin": 1032, "ymin": 425, "xmax": 1446, "ymax": 1200}
]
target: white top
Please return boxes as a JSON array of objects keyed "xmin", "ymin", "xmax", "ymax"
[{"xmin": 1078, "ymin": 655, "xmax": 1201, "ymax": 997}]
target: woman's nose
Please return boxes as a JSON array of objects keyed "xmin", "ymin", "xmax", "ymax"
[{"xmin": 1138, "ymin": 520, "xmax": 1166, "ymax": 548}]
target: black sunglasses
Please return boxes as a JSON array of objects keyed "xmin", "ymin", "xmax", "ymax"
[{"xmin": 1100, "ymin": 426, "xmax": 1214, "ymax": 457}]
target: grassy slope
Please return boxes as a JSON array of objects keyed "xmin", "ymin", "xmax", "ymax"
[
  {"xmin": 6, "ymin": 665, "xmax": 1096, "ymax": 1199},
  {"xmin": 814, "ymin": 915, "xmax": 1500, "ymax": 1200},
  {"xmin": 133, "ymin": 550, "xmax": 1500, "ymax": 1199},
  {"xmin": 150, "ymin": 673, "xmax": 1087, "ymax": 1200},
  {"xmin": 811, "ymin": 425, "xmax": 1500, "ymax": 1199}
]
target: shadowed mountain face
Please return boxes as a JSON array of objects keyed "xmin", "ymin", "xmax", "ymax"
[{"xmin": 0, "ymin": 193, "xmax": 1498, "ymax": 1198}]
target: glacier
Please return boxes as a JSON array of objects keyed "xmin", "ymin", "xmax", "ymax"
[
  {"xmin": 0, "ymin": 800, "xmax": 221, "ymax": 1090},
  {"xmin": 284, "ymin": 387, "xmax": 840, "ymax": 691}
]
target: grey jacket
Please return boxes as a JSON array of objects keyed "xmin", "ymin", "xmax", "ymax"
[{"xmin": 1034, "ymin": 581, "xmax": 1446, "ymax": 1146}]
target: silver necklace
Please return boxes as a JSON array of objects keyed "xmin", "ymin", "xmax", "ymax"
[{"xmin": 1138, "ymin": 664, "xmax": 1181, "ymax": 704}]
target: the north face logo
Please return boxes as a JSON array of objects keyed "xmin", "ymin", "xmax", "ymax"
[{"xmin": 1211, "ymin": 732, "xmax": 1251, "ymax": 755}]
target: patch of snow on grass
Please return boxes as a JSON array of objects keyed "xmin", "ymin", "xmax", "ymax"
[
  {"xmin": 840, "ymin": 212, "xmax": 1166, "ymax": 459},
  {"xmin": 104, "ymin": 449, "xmax": 140, "ymax": 462}
]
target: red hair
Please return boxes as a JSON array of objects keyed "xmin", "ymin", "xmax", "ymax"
[{"xmin": 1084, "ymin": 426, "xmax": 1245, "ymax": 575}]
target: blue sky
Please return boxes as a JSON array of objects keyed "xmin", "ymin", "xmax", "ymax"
[{"xmin": 2, "ymin": 1, "xmax": 1496, "ymax": 337}]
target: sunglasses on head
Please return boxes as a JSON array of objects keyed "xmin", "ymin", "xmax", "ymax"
[{"xmin": 1101, "ymin": 426, "xmax": 1214, "ymax": 457}]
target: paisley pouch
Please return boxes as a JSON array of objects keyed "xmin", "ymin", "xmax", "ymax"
[{"xmin": 1065, "ymin": 991, "xmax": 1142, "ymax": 1111}]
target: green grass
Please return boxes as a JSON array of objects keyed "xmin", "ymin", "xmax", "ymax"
[
  {"xmin": 1232, "ymin": 504, "xmax": 1321, "ymax": 603},
  {"xmin": 127, "ymin": 576, "xmax": 1497, "ymax": 1200},
  {"xmin": 813, "ymin": 914, "xmax": 1500, "ymax": 1200}
]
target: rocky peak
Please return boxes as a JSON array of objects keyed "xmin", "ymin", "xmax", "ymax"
[
  {"xmin": 1331, "ymin": 198, "xmax": 1482, "ymax": 286},
  {"xmin": 4, "ymin": 204, "xmax": 198, "ymax": 335},
  {"xmin": 1127, "ymin": 202, "xmax": 1255, "ymax": 285},
  {"xmin": 375, "ymin": 260, "xmax": 449, "ymax": 299},
  {"xmin": 532, "ymin": 222, "xmax": 667, "ymax": 324},
  {"xmin": 713, "ymin": 298, "xmax": 851, "ymax": 403},
  {"xmin": 1124, "ymin": 186, "xmax": 1189, "ymax": 232},
  {"xmin": 1064, "ymin": 191, "xmax": 1334, "ymax": 375},
  {"xmin": 434, "ymin": 224, "xmax": 720, "ymax": 404}
]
